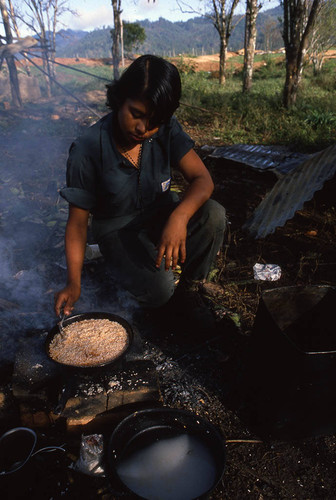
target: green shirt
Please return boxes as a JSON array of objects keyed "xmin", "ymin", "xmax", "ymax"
[{"xmin": 60, "ymin": 112, "xmax": 194, "ymax": 241}]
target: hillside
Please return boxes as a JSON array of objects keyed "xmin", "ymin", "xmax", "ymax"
[{"xmin": 56, "ymin": 6, "xmax": 283, "ymax": 59}]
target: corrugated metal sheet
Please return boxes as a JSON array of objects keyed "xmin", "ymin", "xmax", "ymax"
[
  {"xmin": 202, "ymin": 144, "xmax": 309, "ymax": 176},
  {"xmin": 243, "ymin": 144, "xmax": 336, "ymax": 239}
]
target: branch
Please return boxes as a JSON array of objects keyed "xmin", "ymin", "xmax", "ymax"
[
  {"xmin": 21, "ymin": 52, "xmax": 103, "ymax": 119},
  {"xmin": 180, "ymin": 100, "xmax": 223, "ymax": 116},
  {"xmin": 176, "ymin": 0, "xmax": 214, "ymax": 22}
]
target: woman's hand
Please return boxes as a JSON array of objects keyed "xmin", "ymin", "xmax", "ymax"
[
  {"xmin": 54, "ymin": 282, "xmax": 81, "ymax": 317},
  {"xmin": 156, "ymin": 213, "xmax": 188, "ymax": 270},
  {"xmin": 156, "ymin": 149, "xmax": 214, "ymax": 271}
]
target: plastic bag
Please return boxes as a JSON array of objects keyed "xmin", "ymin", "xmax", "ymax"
[
  {"xmin": 253, "ymin": 263, "xmax": 281, "ymax": 281},
  {"xmin": 72, "ymin": 434, "xmax": 105, "ymax": 476}
]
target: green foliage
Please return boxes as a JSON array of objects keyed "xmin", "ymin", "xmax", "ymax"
[
  {"xmin": 310, "ymin": 59, "xmax": 336, "ymax": 92},
  {"xmin": 175, "ymin": 56, "xmax": 196, "ymax": 75},
  {"xmin": 176, "ymin": 56, "xmax": 336, "ymax": 152},
  {"xmin": 303, "ymin": 108, "xmax": 336, "ymax": 129},
  {"xmin": 112, "ymin": 22, "xmax": 146, "ymax": 54}
]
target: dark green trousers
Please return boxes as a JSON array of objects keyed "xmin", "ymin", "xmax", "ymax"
[{"xmin": 98, "ymin": 198, "xmax": 226, "ymax": 307}]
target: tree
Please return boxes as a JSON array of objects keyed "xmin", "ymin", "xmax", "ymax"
[
  {"xmin": 0, "ymin": 0, "xmax": 22, "ymax": 107},
  {"xmin": 7, "ymin": 0, "xmax": 32, "ymax": 75},
  {"xmin": 10, "ymin": 0, "xmax": 74, "ymax": 96},
  {"xmin": 242, "ymin": 0, "xmax": 261, "ymax": 92},
  {"xmin": 111, "ymin": 0, "xmax": 122, "ymax": 79},
  {"xmin": 111, "ymin": 21, "xmax": 146, "ymax": 61},
  {"xmin": 281, "ymin": 0, "xmax": 322, "ymax": 107},
  {"xmin": 110, "ymin": 0, "xmax": 155, "ymax": 79},
  {"xmin": 123, "ymin": 21, "xmax": 146, "ymax": 55},
  {"xmin": 307, "ymin": 0, "xmax": 336, "ymax": 74},
  {"xmin": 259, "ymin": 17, "xmax": 282, "ymax": 51},
  {"xmin": 177, "ymin": 0, "xmax": 243, "ymax": 85}
]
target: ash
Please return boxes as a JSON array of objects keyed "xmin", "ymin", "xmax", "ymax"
[
  {"xmin": 75, "ymin": 382, "xmax": 105, "ymax": 397},
  {"xmin": 143, "ymin": 340, "xmax": 229, "ymax": 419}
]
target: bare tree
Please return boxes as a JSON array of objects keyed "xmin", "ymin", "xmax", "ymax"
[
  {"xmin": 177, "ymin": 0, "xmax": 243, "ymax": 84},
  {"xmin": 261, "ymin": 17, "xmax": 282, "ymax": 51},
  {"xmin": 47, "ymin": 1, "xmax": 75, "ymax": 77},
  {"xmin": 307, "ymin": 0, "xmax": 336, "ymax": 74},
  {"xmin": 0, "ymin": 0, "xmax": 22, "ymax": 107},
  {"xmin": 242, "ymin": 0, "xmax": 261, "ymax": 92},
  {"xmin": 11, "ymin": 0, "xmax": 74, "ymax": 96},
  {"xmin": 7, "ymin": 0, "xmax": 31, "ymax": 74},
  {"xmin": 281, "ymin": 0, "xmax": 322, "ymax": 107}
]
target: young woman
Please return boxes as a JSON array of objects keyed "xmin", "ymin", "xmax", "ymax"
[{"xmin": 54, "ymin": 55, "xmax": 226, "ymax": 329}]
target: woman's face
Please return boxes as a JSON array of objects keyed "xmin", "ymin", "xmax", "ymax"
[{"xmin": 116, "ymin": 98, "xmax": 160, "ymax": 146}]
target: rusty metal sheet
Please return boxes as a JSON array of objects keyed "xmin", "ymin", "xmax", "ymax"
[
  {"xmin": 202, "ymin": 144, "xmax": 309, "ymax": 176},
  {"xmin": 243, "ymin": 144, "xmax": 336, "ymax": 239}
]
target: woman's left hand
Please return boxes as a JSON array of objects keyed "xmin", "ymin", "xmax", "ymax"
[{"xmin": 155, "ymin": 213, "xmax": 188, "ymax": 271}]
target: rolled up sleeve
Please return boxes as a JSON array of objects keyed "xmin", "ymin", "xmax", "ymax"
[
  {"xmin": 60, "ymin": 187, "xmax": 96, "ymax": 210},
  {"xmin": 60, "ymin": 141, "xmax": 97, "ymax": 211}
]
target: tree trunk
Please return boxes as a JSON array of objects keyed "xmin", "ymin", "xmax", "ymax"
[
  {"xmin": 243, "ymin": 0, "xmax": 259, "ymax": 92},
  {"xmin": 282, "ymin": 0, "xmax": 322, "ymax": 107},
  {"xmin": 283, "ymin": 50, "xmax": 299, "ymax": 107},
  {"xmin": 0, "ymin": 0, "xmax": 22, "ymax": 107},
  {"xmin": 111, "ymin": 0, "xmax": 122, "ymax": 79},
  {"xmin": 8, "ymin": 0, "xmax": 31, "ymax": 76},
  {"xmin": 219, "ymin": 36, "xmax": 226, "ymax": 85},
  {"xmin": 40, "ymin": 29, "xmax": 52, "ymax": 98}
]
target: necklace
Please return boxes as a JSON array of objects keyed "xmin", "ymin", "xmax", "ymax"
[{"xmin": 121, "ymin": 143, "xmax": 143, "ymax": 169}]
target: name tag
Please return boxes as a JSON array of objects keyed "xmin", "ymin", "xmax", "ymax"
[{"xmin": 161, "ymin": 178, "xmax": 171, "ymax": 192}]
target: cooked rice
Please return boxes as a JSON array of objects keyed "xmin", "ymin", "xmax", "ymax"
[{"xmin": 49, "ymin": 318, "xmax": 129, "ymax": 367}]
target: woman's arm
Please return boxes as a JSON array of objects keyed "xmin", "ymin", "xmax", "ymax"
[
  {"xmin": 54, "ymin": 205, "xmax": 90, "ymax": 316},
  {"xmin": 156, "ymin": 149, "xmax": 214, "ymax": 270}
]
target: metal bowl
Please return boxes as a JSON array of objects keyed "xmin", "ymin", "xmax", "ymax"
[
  {"xmin": 45, "ymin": 311, "xmax": 134, "ymax": 370},
  {"xmin": 107, "ymin": 407, "xmax": 226, "ymax": 499}
]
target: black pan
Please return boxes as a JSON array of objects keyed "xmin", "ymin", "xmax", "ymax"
[
  {"xmin": 106, "ymin": 407, "xmax": 226, "ymax": 499},
  {"xmin": 45, "ymin": 311, "xmax": 134, "ymax": 370}
]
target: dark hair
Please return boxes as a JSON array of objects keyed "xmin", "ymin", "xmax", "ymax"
[{"xmin": 106, "ymin": 54, "xmax": 181, "ymax": 126}]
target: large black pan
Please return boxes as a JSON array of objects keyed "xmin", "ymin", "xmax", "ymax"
[
  {"xmin": 106, "ymin": 407, "xmax": 226, "ymax": 499},
  {"xmin": 45, "ymin": 311, "xmax": 134, "ymax": 370}
]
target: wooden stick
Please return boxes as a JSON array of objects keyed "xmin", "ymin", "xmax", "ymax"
[{"xmin": 180, "ymin": 100, "xmax": 223, "ymax": 117}]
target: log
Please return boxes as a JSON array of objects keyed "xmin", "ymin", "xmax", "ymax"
[{"xmin": 0, "ymin": 36, "xmax": 37, "ymax": 57}]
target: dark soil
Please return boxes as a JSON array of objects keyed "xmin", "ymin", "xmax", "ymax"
[{"xmin": 0, "ymin": 99, "xmax": 336, "ymax": 499}]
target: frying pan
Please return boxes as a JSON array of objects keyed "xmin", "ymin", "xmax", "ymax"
[
  {"xmin": 45, "ymin": 311, "xmax": 134, "ymax": 370},
  {"xmin": 106, "ymin": 407, "xmax": 226, "ymax": 499}
]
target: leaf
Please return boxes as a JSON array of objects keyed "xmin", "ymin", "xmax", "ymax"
[{"xmin": 46, "ymin": 220, "xmax": 57, "ymax": 227}]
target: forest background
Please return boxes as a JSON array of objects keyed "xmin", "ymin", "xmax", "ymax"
[{"xmin": 54, "ymin": 6, "xmax": 284, "ymax": 58}]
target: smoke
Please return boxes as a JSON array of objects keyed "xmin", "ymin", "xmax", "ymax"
[
  {"xmin": 0, "ymin": 119, "xmax": 70, "ymax": 364},
  {"xmin": 0, "ymin": 127, "xmax": 139, "ymax": 365},
  {"xmin": 0, "ymin": 107, "xmax": 144, "ymax": 366}
]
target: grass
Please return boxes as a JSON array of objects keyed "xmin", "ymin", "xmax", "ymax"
[
  {"xmin": 176, "ymin": 54, "xmax": 336, "ymax": 152},
  {"xmin": 2, "ymin": 53, "xmax": 335, "ymax": 152}
]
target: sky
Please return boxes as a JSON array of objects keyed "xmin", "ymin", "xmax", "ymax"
[
  {"xmin": 1, "ymin": 0, "xmax": 280, "ymax": 37},
  {"xmin": 67, "ymin": 0, "xmax": 197, "ymax": 30},
  {"xmin": 60, "ymin": 0, "xmax": 280, "ymax": 32}
]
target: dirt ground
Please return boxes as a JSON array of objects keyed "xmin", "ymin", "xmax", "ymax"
[
  {"xmin": 22, "ymin": 48, "xmax": 336, "ymax": 77},
  {"xmin": 0, "ymin": 88, "xmax": 336, "ymax": 499}
]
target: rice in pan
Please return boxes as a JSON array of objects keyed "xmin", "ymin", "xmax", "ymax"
[{"xmin": 49, "ymin": 318, "xmax": 129, "ymax": 367}]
